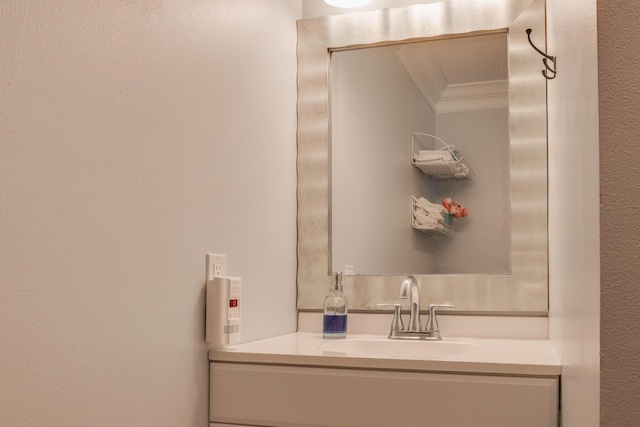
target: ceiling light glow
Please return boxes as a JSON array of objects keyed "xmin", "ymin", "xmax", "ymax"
[{"xmin": 324, "ymin": 0, "xmax": 373, "ymax": 8}]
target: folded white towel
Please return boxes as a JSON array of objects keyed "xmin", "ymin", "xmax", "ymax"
[
  {"xmin": 413, "ymin": 150, "xmax": 453, "ymax": 163},
  {"xmin": 413, "ymin": 209, "xmax": 439, "ymax": 228},
  {"xmin": 415, "ymin": 197, "xmax": 447, "ymax": 217},
  {"xmin": 412, "ymin": 196, "xmax": 448, "ymax": 228}
]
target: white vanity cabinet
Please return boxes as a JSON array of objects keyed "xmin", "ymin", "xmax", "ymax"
[
  {"xmin": 210, "ymin": 362, "xmax": 558, "ymax": 427},
  {"xmin": 209, "ymin": 333, "xmax": 561, "ymax": 427}
]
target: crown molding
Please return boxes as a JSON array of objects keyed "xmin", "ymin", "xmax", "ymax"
[
  {"xmin": 397, "ymin": 44, "xmax": 508, "ymax": 114},
  {"xmin": 437, "ymin": 80, "xmax": 509, "ymax": 113}
]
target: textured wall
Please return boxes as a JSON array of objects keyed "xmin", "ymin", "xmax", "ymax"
[
  {"xmin": 598, "ymin": 0, "xmax": 640, "ymax": 425},
  {"xmin": 0, "ymin": 1, "xmax": 300, "ymax": 426}
]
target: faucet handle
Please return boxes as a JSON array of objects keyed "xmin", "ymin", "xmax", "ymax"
[
  {"xmin": 425, "ymin": 304, "xmax": 455, "ymax": 334},
  {"xmin": 376, "ymin": 303, "xmax": 404, "ymax": 332}
]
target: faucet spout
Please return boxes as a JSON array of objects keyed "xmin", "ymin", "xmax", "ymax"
[{"xmin": 398, "ymin": 275, "xmax": 421, "ymax": 331}]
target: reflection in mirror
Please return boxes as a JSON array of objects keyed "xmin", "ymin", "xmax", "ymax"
[{"xmin": 331, "ymin": 33, "xmax": 511, "ymax": 275}]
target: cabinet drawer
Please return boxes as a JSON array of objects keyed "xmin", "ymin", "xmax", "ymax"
[{"xmin": 210, "ymin": 362, "xmax": 558, "ymax": 427}]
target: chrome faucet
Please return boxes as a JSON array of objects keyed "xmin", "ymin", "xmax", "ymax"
[
  {"xmin": 377, "ymin": 275, "xmax": 454, "ymax": 340},
  {"xmin": 398, "ymin": 275, "xmax": 421, "ymax": 332}
]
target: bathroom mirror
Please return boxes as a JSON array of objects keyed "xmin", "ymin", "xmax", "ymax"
[
  {"xmin": 331, "ymin": 33, "xmax": 511, "ymax": 276},
  {"xmin": 297, "ymin": 0, "xmax": 548, "ymax": 313}
]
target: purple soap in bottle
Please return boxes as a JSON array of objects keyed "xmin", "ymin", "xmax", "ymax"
[{"xmin": 323, "ymin": 272, "xmax": 348, "ymax": 339}]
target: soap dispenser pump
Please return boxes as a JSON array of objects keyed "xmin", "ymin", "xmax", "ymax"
[{"xmin": 323, "ymin": 272, "xmax": 348, "ymax": 339}]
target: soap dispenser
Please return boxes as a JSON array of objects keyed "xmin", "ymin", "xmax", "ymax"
[{"xmin": 323, "ymin": 272, "xmax": 348, "ymax": 339}]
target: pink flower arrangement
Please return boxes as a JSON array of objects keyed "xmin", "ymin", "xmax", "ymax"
[{"xmin": 442, "ymin": 197, "xmax": 469, "ymax": 219}]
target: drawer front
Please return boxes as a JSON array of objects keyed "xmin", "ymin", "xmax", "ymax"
[{"xmin": 211, "ymin": 362, "xmax": 558, "ymax": 427}]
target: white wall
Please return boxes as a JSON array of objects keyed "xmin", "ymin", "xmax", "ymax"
[
  {"xmin": 546, "ymin": 0, "xmax": 601, "ymax": 425},
  {"xmin": 434, "ymin": 109, "xmax": 510, "ymax": 274},
  {"xmin": 0, "ymin": 1, "xmax": 300, "ymax": 426},
  {"xmin": 331, "ymin": 46, "xmax": 436, "ymax": 274}
]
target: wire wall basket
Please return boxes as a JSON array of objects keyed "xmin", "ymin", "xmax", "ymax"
[{"xmin": 411, "ymin": 133, "xmax": 474, "ymax": 180}]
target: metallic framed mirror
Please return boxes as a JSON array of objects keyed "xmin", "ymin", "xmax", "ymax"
[{"xmin": 297, "ymin": 0, "xmax": 548, "ymax": 314}]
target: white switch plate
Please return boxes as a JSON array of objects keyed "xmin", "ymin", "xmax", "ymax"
[{"xmin": 206, "ymin": 253, "xmax": 227, "ymax": 281}]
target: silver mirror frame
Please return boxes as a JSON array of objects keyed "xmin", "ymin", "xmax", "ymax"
[{"xmin": 297, "ymin": 0, "xmax": 548, "ymax": 314}]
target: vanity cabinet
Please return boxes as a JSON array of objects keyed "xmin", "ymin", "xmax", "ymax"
[{"xmin": 210, "ymin": 362, "xmax": 558, "ymax": 427}]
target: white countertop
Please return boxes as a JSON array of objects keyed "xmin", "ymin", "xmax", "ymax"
[{"xmin": 209, "ymin": 332, "xmax": 561, "ymax": 376}]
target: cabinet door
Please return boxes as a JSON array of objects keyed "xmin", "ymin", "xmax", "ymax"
[{"xmin": 210, "ymin": 363, "xmax": 558, "ymax": 427}]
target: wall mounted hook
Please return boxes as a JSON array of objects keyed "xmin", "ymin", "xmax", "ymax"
[{"xmin": 526, "ymin": 28, "xmax": 556, "ymax": 80}]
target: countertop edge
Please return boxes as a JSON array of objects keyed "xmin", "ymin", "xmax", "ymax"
[{"xmin": 208, "ymin": 332, "xmax": 561, "ymax": 377}]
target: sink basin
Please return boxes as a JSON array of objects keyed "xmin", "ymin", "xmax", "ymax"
[{"xmin": 321, "ymin": 337, "xmax": 474, "ymax": 359}]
